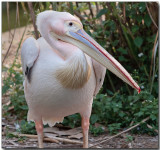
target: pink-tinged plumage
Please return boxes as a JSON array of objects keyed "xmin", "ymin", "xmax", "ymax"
[{"xmin": 21, "ymin": 11, "xmax": 140, "ymax": 148}]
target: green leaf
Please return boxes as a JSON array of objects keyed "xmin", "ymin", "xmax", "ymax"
[
  {"xmin": 46, "ymin": 2, "xmax": 50, "ymax": 10},
  {"xmin": 119, "ymin": 111, "xmax": 125, "ymax": 117},
  {"xmin": 131, "ymin": 25, "xmax": 139, "ymax": 33},
  {"xmin": 96, "ymin": 8, "xmax": 108, "ymax": 18},
  {"xmin": 119, "ymin": 56, "xmax": 128, "ymax": 62},
  {"xmin": 117, "ymin": 47, "xmax": 128, "ymax": 55},
  {"xmin": 112, "ymin": 40, "xmax": 119, "ymax": 47},
  {"xmin": 126, "ymin": 135, "xmax": 133, "ymax": 142},
  {"xmin": 2, "ymin": 85, "xmax": 10, "ymax": 95},
  {"xmin": 146, "ymin": 34, "xmax": 156, "ymax": 43},
  {"xmin": 136, "ymin": 15, "xmax": 143, "ymax": 23},
  {"xmin": 135, "ymin": 111, "xmax": 144, "ymax": 117},
  {"xmin": 105, "ymin": 31, "xmax": 110, "ymax": 36},
  {"xmin": 90, "ymin": 114, "xmax": 99, "ymax": 124},
  {"xmin": 150, "ymin": 114, "xmax": 157, "ymax": 121},
  {"xmin": 144, "ymin": 14, "xmax": 152, "ymax": 27},
  {"xmin": 20, "ymin": 105, "xmax": 28, "ymax": 110},
  {"xmin": 134, "ymin": 36, "xmax": 143, "ymax": 48},
  {"xmin": 138, "ymin": 2, "xmax": 146, "ymax": 13}
]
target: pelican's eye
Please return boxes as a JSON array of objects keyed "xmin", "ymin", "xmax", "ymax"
[{"xmin": 69, "ymin": 22, "xmax": 73, "ymax": 26}]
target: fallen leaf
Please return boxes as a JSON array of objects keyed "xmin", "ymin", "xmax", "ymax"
[
  {"xmin": 44, "ymin": 127, "xmax": 59, "ymax": 133},
  {"xmin": 29, "ymin": 139, "xmax": 38, "ymax": 142},
  {"xmin": 68, "ymin": 133, "xmax": 83, "ymax": 139},
  {"xmin": 44, "ymin": 133, "xmax": 58, "ymax": 138},
  {"xmin": 44, "ymin": 127, "xmax": 82, "ymax": 136}
]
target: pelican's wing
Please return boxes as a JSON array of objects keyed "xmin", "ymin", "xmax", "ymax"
[
  {"xmin": 21, "ymin": 37, "xmax": 40, "ymax": 82},
  {"xmin": 92, "ymin": 59, "xmax": 106, "ymax": 96}
]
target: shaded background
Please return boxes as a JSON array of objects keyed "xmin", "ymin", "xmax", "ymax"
[{"xmin": 2, "ymin": 2, "xmax": 158, "ymax": 148}]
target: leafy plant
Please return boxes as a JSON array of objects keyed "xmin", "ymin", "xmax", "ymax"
[
  {"xmin": 62, "ymin": 114, "xmax": 81, "ymax": 128},
  {"xmin": 16, "ymin": 120, "xmax": 36, "ymax": 134},
  {"xmin": 90, "ymin": 125, "xmax": 104, "ymax": 136},
  {"xmin": 125, "ymin": 135, "xmax": 134, "ymax": 142},
  {"xmin": 2, "ymin": 63, "xmax": 28, "ymax": 119}
]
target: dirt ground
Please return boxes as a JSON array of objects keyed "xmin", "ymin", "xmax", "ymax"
[
  {"xmin": 2, "ymin": 115, "xmax": 158, "ymax": 149},
  {"xmin": 2, "ymin": 26, "xmax": 159, "ymax": 149}
]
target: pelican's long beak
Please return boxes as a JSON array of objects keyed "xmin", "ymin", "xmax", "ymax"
[{"xmin": 54, "ymin": 29, "xmax": 140, "ymax": 93}]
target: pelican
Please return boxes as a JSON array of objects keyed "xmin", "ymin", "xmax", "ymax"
[{"xmin": 21, "ymin": 11, "xmax": 140, "ymax": 148}]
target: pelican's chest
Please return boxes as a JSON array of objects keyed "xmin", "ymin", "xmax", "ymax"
[{"xmin": 55, "ymin": 51, "xmax": 92, "ymax": 89}]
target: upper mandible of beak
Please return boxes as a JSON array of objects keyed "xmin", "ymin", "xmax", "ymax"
[{"xmin": 56, "ymin": 29, "xmax": 141, "ymax": 93}]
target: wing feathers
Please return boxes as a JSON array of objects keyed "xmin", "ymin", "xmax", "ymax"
[
  {"xmin": 21, "ymin": 37, "xmax": 40, "ymax": 82},
  {"xmin": 92, "ymin": 59, "xmax": 106, "ymax": 96}
]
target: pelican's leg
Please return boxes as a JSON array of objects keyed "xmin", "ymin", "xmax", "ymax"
[
  {"xmin": 81, "ymin": 116, "xmax": 90, "ymax": 148},
  {"xmin": 35, "ymin": 120, "xmax": 44, "ymax": 148}
]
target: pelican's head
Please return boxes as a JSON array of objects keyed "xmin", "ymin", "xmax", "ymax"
[{"xmin": 37, "ymin": 11, "xmax": 140, "ymax": 93}]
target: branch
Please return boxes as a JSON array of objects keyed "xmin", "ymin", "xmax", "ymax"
[
  {"xmin": 13, "ymin": 133, "xmax": 83, "ymax": 144},
  {"xmin": 149, "ymin": 31, "xmax": 158, "ymax": 80},
  {"xmin": 146, "ymin": 3, "xmax": 158, "ymax": 29},
  {"xmin": 123, "ymin": 3, "xmax": 126, "ymax": 23},
  {"xmin": 2, "ymin": 2, "xmax": 19, "ymax": 65},
  {"xmin": 88, "ymin": 2, "xmax": 94, "ymax": 18},
  {"xmin": 74, "ymin": 10, "xmax": 91, "ymax": 26},
  {"xmin": 89, "ymin": 117, "xmax": 150, "ymax": 148},
  {"xmin": 7, "ymin": 2, "xmax": 12, "ymax": 38},
  {"xmin": 27, "ymin": 2, "xmax": 39, "ymax": 39},
  {"xmin": 147, "ymin": 124, "xmax": 158, "ymax": 134}
]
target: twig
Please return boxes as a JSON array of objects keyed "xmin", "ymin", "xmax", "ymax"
[
  {"xmin": 95, "ymin": 2, "xmax": 99, "ymax": 14},
  {"xmin": 14, "ymin": 133, "xmax": 83, "ymax": 144},
  {"xmin": 46, "ymin": 136, "xmax": 83, "ymax": 144},
  {"xmin": 75, "ymin": 2, "xmax": 80, "ymax": 13},
  {"xmin": 123, "ymin": 3, "xmax": 126, "ymax": 23},
  {"xmin": 17, "ymin": 2, "xmax": 20, "ymax": 27},
  {"xmin": 43, "ymin": 137, "xmax": 59, "ymax": 143},
  {"xmin": 9, "ymin": 141, "xmax": 19, "ymax": 146},
  {"xmin": 147, "ymin": 124, "xmax": 158, "ymax": 134},
  {"xmin": 88, "ymin": 2, "xmax": 94, "ymax": 18},
  {"xmin": 21, "ymin": 2, "xmax": 28, "ymax": 14},
  {"xmin": 7, "ymin": 2, "xmax": 12, "ymax": 38},
  {"xmin": 149, "ymin": 31, "xmax": 158, "ymax": 80},
  {"xmin": 146, "ymin": 3, "xmax": 158, "ymax": 29},
  {"xmin": 14, "ymin": 133, "xmax": 59, "ymax": 143},
  {"xmin": 27, "ymin": 2, "xmax": 39, "ymax": 39},
  {"xmin": 2, "ymin": 2, "xmax": 19, "ymax": 65},
  {"xmin": 89, "ymin": 117, "xmax": 150, "ymax": 148},
  {"xmin": 95, "ymin": 2, "xmax": 102, "ymax": 23},
  {"xmin": 74, "ymin": 10, "xmax": 91, "ymax": 26},
  {"xmin": 150, "ymin": 41, "xmax": 158, "ymax": 93}
]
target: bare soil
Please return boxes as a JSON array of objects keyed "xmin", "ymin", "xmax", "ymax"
[{"xmin": 2, "ymin": 115, "xmax": 158, "ymax": 149}]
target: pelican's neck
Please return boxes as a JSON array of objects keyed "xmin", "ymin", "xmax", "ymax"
[
  {"xmin": 55, "ymin": 50, "xmax": 91, "ymax": 89},
  {"xmin": 42, "ymin": 31, "xmax": 80, "ymax": 60},
  {"xmin": 38, "ymin": 19, "xmax": 91, "ymax": 88}
]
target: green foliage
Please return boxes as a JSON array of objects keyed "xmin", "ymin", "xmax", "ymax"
[
  {"xmin": 90, "ymin": 125, "xmax": 104, "ymax": 136},
  {"xmin": 17, "ymin": 120, "xmax": 36, "ymax": 134},
  {"xmin": 91, "ymin": 90, "xmax": 158, "ymax": 135},
  {"xmin": 2, "ymin": 63, "xmax": 28, "ymax": 119},
  {"xmin": 134, "ymin": 36, "xmax": 143, "ymax": 48},
  {"xmin": 62, "ymin": 114, "xmax": 81, "ymax": 128},
  {"xmin": 108, "ymin": 123, "xmax": 121, "ymax": 134},
  {"xmin": 125, "ymin": 135, "xmax": 134, "ymax": 142},
  {"xmin": 96, "ymin": 8, "xmax": 108, "ymax": 18}
]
